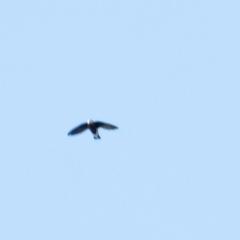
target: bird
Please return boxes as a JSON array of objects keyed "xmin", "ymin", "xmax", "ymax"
[{"xmin": 68, "ymin": 119, "xmax": 118, "ymax": 139}]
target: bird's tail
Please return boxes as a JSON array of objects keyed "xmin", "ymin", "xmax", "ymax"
[{"xmin": 94, "ymin": 135, "xmax": 101, "ymax": 140}]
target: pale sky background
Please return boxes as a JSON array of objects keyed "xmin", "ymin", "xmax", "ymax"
[{"xmin": 1, "ymin": 1, "xmax": 240, "ymax": 239}]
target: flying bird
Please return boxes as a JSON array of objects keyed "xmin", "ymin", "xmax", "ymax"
[{"xmin": 68, "ymin": 119, "xmax": 118, "ymax": 139}]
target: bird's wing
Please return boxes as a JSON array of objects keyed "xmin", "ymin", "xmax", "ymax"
[
  {"xmin": 68, "ymin": 123, "xmax": 88, "ymax": 135},
  {"xmin": 95, "ymin": 121, "xmax": 118, "ymax": 130}
]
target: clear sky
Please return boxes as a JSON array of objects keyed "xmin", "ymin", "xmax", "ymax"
[{"xmin": 1, "ymin": 1, "xmax": 240, "ymax": 239}]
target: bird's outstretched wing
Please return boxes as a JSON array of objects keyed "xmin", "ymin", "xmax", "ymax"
[
  {"xmin": 68, "ymin": 123, "xmax": 88, "ymax": 135},
  {"xmin": 95, "ymin": 121, "xmax": 118, "ymax": 130}
]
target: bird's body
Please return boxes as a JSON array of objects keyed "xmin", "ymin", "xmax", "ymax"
[
  {"xmin": 87, "ymin": 119, "xmax": 101, "ymax": 139},
  {"xmin": 68, "ymin": 119, "xmax": 118, "ymax": 139}
]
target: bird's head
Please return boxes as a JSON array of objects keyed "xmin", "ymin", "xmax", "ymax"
[{"xmin": 87, "ymin": 119, "xmax": 93, "ymax": 124}]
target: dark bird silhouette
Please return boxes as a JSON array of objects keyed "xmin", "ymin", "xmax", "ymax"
[{"xmin": 68, "ymin": 119, "xmax": 118, "ymax": 139}]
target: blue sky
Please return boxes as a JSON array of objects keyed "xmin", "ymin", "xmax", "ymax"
[{"xmin": 1, "ymin": 1, "xmax": 240, "ymax": 239}]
